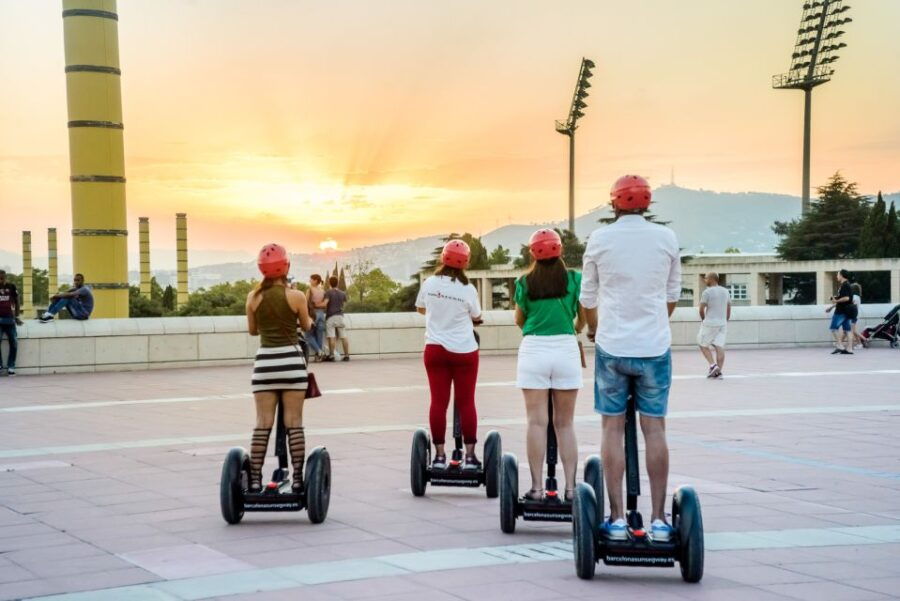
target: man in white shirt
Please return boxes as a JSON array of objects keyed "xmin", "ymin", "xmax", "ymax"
[
  {"xmin": 580, "ymin": 174, "xmax": 681, "ymax": 542},
  {"xmin": 697, "ymin": 272, "xmax": 731, "ymax": 378}
]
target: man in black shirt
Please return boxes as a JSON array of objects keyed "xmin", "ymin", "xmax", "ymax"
[
  {"xmin": 0, "ymin": 269, "xmax": 22, "ymax": 375},
  {"xmin": 826, "ymin": 268, "xmax": 854, "ymax": 355}
]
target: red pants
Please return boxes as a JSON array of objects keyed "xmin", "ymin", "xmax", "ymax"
[{"xmin": 424, "ymin": 344, "xmax": 479, "ymax": 445}]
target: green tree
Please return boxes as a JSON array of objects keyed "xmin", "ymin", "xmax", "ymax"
[
  {"xmin": 886, "ymin": 201, "xmax": 900, "ymax": 257},
  {"xmin": 128, "ymin": 285, "xmax": 165, "ymax": 317},
  {"xmin": 858, "ymin": 192, "xmax": 887, "ymax": 258},
  {"xmin": 557, "ymin": 228, "xmax": 586, "ymax": 268},
  {"xmin": 162, "ymin": 285, "xmax": 176, "ymax": 311},
  {"xmin": 388, "ymin": 280, "xmax": 421, "ymax": 312},
  {"xmin": 149, "ymin": 276, "xmax": 165, "ymax": 302},
  {"xmin": 488, "ymin": 245, "xmax": 511, "ymax": 266},
  {"xmin": 773, "ymin": 173, "xmax": 870, "ymax": 260},
  {"xmin": 724, "ymin": 246, "xmax": 741, "ymax": 254},
  {"xmin": 176, "ymin": 280, "xmax": 255, "ymax": 316},
  {"xmin": 4, "ymin": 268, "xmax": 50, "ymax": 308},
  {"xmin": 348, "ymin": 266, "xmax": 399, "ymax": 308}
]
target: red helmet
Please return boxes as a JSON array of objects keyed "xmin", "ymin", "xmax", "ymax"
[
  {"xmin": 257, "ymin": 243, "xmax": 290, "ymax": 279},
  {"xmin": 529, "ymin": 229, "xmax": 562, "ymax": 260},
  {"xmin": 610, "ymin": 174, "xmax": 652, "ymax": 210},
  {"xmin": 441, "ymin": 239, "xmax": 470, "ymax": 269}
]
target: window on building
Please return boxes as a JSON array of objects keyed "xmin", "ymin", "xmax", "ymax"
[{"xmin": 725, "ymin": 283, "xmax": 748, "ymax": 301}]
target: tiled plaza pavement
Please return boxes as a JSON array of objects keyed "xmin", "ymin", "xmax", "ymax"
[{"xmin": 0, "ymin": 347, "xmax": 899, "ymax": 600}]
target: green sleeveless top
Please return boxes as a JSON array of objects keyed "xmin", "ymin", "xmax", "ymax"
[{"xmin": 255, "ymin": 286, "xmax": 299, "ymax": 348}]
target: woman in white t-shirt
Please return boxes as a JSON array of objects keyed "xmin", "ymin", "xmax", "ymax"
[{"xmin": 415, "ymin": 240, "xmax": 483, "ymax": 471}]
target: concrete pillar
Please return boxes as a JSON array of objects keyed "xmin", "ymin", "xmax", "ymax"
[
  {"xmin": 891, "ymin": 269, "xmax": 900, "ymax": 304},
  {"xmin": 480, "ymin": 278, "xmax": 493, "ymax": 311},
  {"xmin": 748, "ymin": 272, "xmax": 766, "ymax": 306},
  {"xmin": 768, "ymin": 273, "xmax": 783, "ymax": 305},
  {"xmin": 138, "ymin": 217, "xmax": 151, "ymax": 299},
  {"xmin": 48, "ymin": 227, "xmax": 58, "ymax": 296},
  {"xmin": 64, "ymin": 0, "xmax": 129, "ymax": 317},
  {"xmin": 816, "ymin": 271, "xmax": 833, "ymax": 305},
  {"xmin": 507, "ymin": 278, "xmax": 516, "ymax": 309},
  {"xmin": 176, "ymin": 213, "xmax": 188, "ymax": 308},
  {"xmin": 693, "ymin": 274, "xmax": 707, "ymax": 307},
  {"xmin": 21, "ymin": 231, "xmax": 33, "ymax": 317}
]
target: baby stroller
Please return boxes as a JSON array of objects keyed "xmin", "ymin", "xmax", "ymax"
[{"xmin": 860, "ymin": 304, "xmax": 900, "ymax": 348}]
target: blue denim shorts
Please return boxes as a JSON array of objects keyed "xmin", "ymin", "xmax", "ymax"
[
  {"xmin": 829, "ymin": 312, "xmax": 852, "ymax": 332},
  {"xmin": 594, "ymin": 347, "xmax": 672, "ymax": 418}
]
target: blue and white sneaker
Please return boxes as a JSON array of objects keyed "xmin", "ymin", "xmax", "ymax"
[
  {"xmin": 650, "ymin": 519, "xmax": 673, "ymax": 541},
  {"xmin": 600, "ymin": 518, "xmax": 628, "ymax": 541}
]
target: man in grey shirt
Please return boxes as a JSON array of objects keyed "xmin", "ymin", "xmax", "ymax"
[{"xmin": 697, "ymin": 272, "xmax": 730, "ymax": 378}]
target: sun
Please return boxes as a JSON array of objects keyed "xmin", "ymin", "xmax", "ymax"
[{"xmin": 319, "ymin": 239, "xmax": 338, "ymax": 251}]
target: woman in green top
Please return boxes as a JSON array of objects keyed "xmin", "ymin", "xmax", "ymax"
[
  {"xmin": 245, "ymin": 244, "xmax": 313, "ymax": 492},
  {"xmin": 514, "ymin": 230, "xmax": 586, "ymax": 501}
]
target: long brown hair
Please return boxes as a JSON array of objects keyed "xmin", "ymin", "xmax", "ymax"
[
  {"xmin": 525, "ymin": 257, "xmax": 568, "ymax": 300},
  {"xmin": 253, "ymin": 276, "xmax": 286, "ymax": 298},
  {"xmin": 435, "ymin": 264, "xmax": 469, "ymax": 285}
]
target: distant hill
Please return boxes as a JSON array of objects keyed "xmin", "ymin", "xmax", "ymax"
[
  {"xmin": 4, "ymin": 187, "xmax": 896, "ymax": 286},
  {"xmin": 172, "ymin": 186, "xmax": 806, "ymax": 285}
]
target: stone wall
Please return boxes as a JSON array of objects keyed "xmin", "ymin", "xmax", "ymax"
[{"xmin": 4, "ymin": 304, "xmax": 894, "ymax": 375}]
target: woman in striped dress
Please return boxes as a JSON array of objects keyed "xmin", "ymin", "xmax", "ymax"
[{"xmin": 245, "ymin": 244, "xmax": 313, "ymax": 492}]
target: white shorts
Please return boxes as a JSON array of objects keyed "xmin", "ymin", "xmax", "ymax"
[
  {"xmin": 697, "ymin": 324, "xmax": 727, "ymax": 348},
  {"xmin": 516, "ymin": 334, "xmax": 584, "ymax": 390},
  {"xmin": 326, "ymin": 314, "xmax": 346, "ymax": 338}
]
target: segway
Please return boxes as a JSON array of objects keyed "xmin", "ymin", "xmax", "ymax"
[
  {"xmin": 499, "ymin": 393, "xmax": 603, "ymax": 532},
  {"xmin": 410, "ymin": 326, "xmax": 500, "ymax": 497},
  {"xmin": 220, "ymin": 337, "xmax": 331, "ymax": 524},
  {"xmin": 572, "ymin": 383, "xmax": 704, "ymax": 582},
  {"xmin": 410, "ymin": 405, "xmax": 501, "ymax": 497}
]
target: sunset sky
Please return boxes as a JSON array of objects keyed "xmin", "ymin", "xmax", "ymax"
[{"xmin": 2, "ymin": 0, "xmax": 899, "ymax": 267}]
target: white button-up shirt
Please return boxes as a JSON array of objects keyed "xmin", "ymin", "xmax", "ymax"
[{"xmin": 579, "ymin": 214, "xmax": 682, "ymax": 358}]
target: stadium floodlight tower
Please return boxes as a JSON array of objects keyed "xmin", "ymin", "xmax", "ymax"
[
  {"xmin": 556, "ymin": 57, "xmax": 595, "ymax": 233},
  {"xmin": 773, "ymin": 0, "xmax": 852, "ymax": 214}
]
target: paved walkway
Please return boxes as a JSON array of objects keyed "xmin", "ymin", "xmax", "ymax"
[{"xmin": 0, "ymin": 347, "xmax": 898, "ymax": 600}]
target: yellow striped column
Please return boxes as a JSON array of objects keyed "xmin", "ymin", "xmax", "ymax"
[
  {"xmin": 139, "ymin": 217, "xmax": 151, "ymax": 299},
  {"xmin": 63, "ymin": 0, "xmax": 129, "ymax": 317},
  {"xmin": 176, "ymin": 213, "xmax": 188, "ymax": 308},
  {"xmin": 22, "ymin": 231, "xmax": 34, "ymax": 317},
  {"xmin": 48, "ymin": 228, "xmax": 59, "ymax": 296}
]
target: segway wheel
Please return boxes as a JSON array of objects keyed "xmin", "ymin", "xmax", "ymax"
[
  {"xmin": 673, "ymin": 486, "xmax": 704, "ymax": 583},
  {"xmin": 220, "ymin": 447, "xmax": 248, "ymax": 525},
  {"xmin": 483, "ymin": 430, "xmax": 501, "ymax": 498},
  {"xmin": 583, "ymin": 454, "xmax": 604, "ymax": 526},
  {"xmin": 410, "ymin": 429, "xmax": 429, "ymax": 497},
  {"xmin": 572, "ymin": 483, "xmax": 598, "ymax": 580},
  {"xmin": 305, "ymin": 447, "xmax": 331, "ymax": 524},
  {"xmin": 499, "ymin": 452, "xmax": 518, "ymax": 533}
]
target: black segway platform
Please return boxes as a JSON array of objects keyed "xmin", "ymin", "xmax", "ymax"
[
  {"xmin": 220, "ymin": 338, "xmax": 331, "ymax": 524},
  {"xmin": 572, "ymin": 384, "xmax": 704, "ymax": 582},
  {"xmin": 410, "ymin": 405, "xmax": 501, "ymax": 497},
  {"xmin": 500, "ymin": 393, "xmax": 603, "ymax": 532}
]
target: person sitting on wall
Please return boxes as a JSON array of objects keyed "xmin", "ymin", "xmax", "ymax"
[{"xmin": 39, "ymin": 273, "xmax": 94, "ymax": 322}]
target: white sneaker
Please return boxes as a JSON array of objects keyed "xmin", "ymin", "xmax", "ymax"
[
  {"xmin": 650, "ymin": 519, "xmax": 673, "ymax": 541},
  {"xmin": 601, "ymin": 518, "xmax": 628, "ymax": 540}
]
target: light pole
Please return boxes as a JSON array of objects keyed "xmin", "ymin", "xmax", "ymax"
[
  {"xmin": 773, "ymin": 0, "xmax": 852, "ymax": 214},
  {"xmin": 556, "ymin": 58, "xmax": 595, "ymax": 232}
]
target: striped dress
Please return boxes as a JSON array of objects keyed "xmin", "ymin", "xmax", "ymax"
[{"xmin": 251, "ymin": 286, "xmax": 308, "ymax": 393}]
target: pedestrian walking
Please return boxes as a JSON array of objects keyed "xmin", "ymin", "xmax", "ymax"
[{"xmin": 697, "ymin": 272, "xmax": 731, "ymax": 378}]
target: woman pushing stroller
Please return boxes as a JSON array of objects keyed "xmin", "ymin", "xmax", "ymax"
[{"xmin": 514, "ymin": 229, "xmax": 586, "ymax": 502}]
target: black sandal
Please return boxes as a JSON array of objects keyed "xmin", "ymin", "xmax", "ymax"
[
  {"xmin": 564, "ymin": 489, "xmax": 574, "ymax": 502},
  {"xmin": 524, "ymin": 489, "xmax": 544, "ymax": 501}
]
